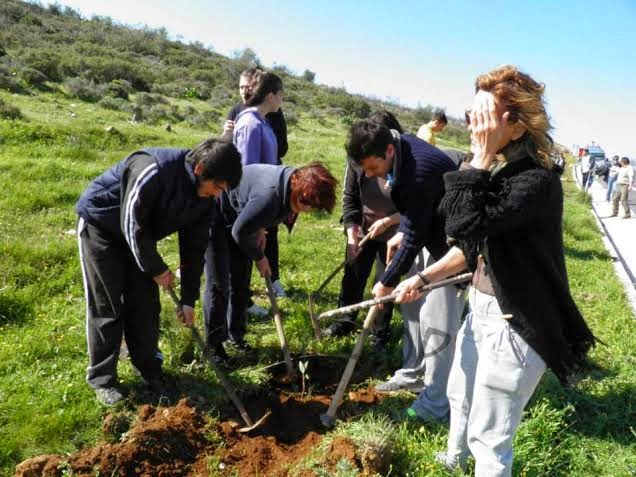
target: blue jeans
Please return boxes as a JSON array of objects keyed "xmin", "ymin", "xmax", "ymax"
[{"xmin": 606, "ymin": 176, "xmax": 617, "ymax": 202}]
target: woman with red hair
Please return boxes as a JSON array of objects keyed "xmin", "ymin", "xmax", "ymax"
[{"xmin": 203, "ymin": 162, "xmax": 336, "ymax": 361}]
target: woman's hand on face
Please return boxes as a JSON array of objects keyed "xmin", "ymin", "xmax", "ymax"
[
  {"xmin": 469, "ymin": 90, "xmax": 513, "ymax": 168},
  {"xmin": 394, "ymin": 275, "xmax": 425, "ymax": 304}
]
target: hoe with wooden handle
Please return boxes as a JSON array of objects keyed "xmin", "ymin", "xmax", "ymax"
[
  {"xmin": 319, "ymin": 273, "xmax": 473, "ymax": 428},
  {"xmin": 167, "ymin": 287, "xmax": 270, "ymax": 433},
  {"xmin": 308, "ymin": 232, "xmax": 372, "ymax": 340}
]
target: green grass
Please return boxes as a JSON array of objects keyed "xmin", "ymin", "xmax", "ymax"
[{"xmin": 0, "ymin": 89, "xmax": 635, "ymax": 477}]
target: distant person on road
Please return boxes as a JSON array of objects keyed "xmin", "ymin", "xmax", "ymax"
[
  {"xmin": 610, "ymin": 157, "xmax": 634, "ymax": 219},
  {"xmin": 606, "ymin": 156, "xmax": 621, "ymax": 202},
  {"xmin": 76, "ymin": 139, "xmax": 242, "ymax": 405},
  {"xmin": 204, "ymin": 162, "xmax": 337, "ymax": 362},
  {"xmin": 416, "ymin": 110, "xmax": 448, "ymax": 146},
  {"xmin": 394, "ymin": 65, "xmax": 597, "ymax": 477}
]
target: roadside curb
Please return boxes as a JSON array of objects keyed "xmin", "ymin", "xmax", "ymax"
[{"xmin": 572, "ymin": 164, "xmax": 636, "ymax": 316}]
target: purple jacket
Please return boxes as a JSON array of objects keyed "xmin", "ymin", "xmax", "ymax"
[{"xmin": 233, "ymin": 107, "xmax": 278, "ymax": 166}]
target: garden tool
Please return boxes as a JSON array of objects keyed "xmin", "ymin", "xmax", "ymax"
[
  {"xmin": 308, "ymin": 232, "xmax": 372, "ymax": 340},
  {"xmin": 319, "ymin": 273, "xmax": 472, "ymax": 428},
  {"xmin": 265, "ymin": 276, "xmax": 295, "ymax": 377},
  {"xmin": 166, "ymin": 287, "xmax": 270, "ymax": 433}
]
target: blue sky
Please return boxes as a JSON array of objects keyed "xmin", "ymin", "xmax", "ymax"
[{"xmin": 41, "ymin": 0, "xmax": 636, "ymax": 157}]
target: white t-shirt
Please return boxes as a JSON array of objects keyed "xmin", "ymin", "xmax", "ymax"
[
  {"xmin": 616, "ymin": 164, "xmax": 634, "ymax": 185},
  {"xmin": 580, "ymin": 155, "xmax": 592, "ymax": 173}
]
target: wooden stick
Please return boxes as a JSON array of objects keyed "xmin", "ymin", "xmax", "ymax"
[
  {"xmin": 166, "ymin": 287, "xmax": 268, "ymax": 432},
  {"xmin": 313, "ymin": 232, "xmax": 372, "ymax": 297},
  {"xmin": 320, "ymin": 305, "xmax": 381, "ymax": 427},
  {"xmin": 265, "ymin": 277, "xmax": 295, "ymax": 376},
  {"xmin": 308, "ymin": 232, "xmax": 372, "ymax": 340},
  {"xmin": 307, "ymin": 294, "xmax": 323, "ymax": 341},
  {"xmin": 318, "ymin": 273, "xmax": 473, "ymax": 321}
]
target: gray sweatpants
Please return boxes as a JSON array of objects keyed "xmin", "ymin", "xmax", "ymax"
[
  {"xmin": 390, "ymin": 249, "xmax": 466, "ymax": 420},
  {"xmin": 444, "ymin": 287, "xmax": 546, "ymax": 477}
]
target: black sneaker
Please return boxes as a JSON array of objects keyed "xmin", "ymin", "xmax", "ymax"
[
  {"xmin": 211, "ymin": 343, "xmax": 230, "ymax": 365},
  {"xmin": 226, "ymin": 338, "xmax": 253, "ymax": 352},
  {"xmin": 95, "ymin": 386, "xmax": 125, "ymax": 406},
  {"xmin": 321, "ymin": 320, "xmax": 355, "ymax": 338}
]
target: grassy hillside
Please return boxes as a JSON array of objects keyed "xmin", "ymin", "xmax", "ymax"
[{"xmin": 0, "ymin": 1, "xmax": 635, "ymax": 476}]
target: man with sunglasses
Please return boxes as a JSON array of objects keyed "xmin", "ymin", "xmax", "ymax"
[{"xmin": 345, "ymin": 121, "xmax": 463, "ymax": 421}]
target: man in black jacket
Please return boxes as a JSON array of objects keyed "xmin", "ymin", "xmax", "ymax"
[
  {"xmin": 222, "ymin": 67, "xmax": 289, "ymax": 300},
  {"xmin": 76, "ymin": 139, "xmax": 242, "ymax": 405}
]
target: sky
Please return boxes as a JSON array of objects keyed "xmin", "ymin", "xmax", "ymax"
[{"xmin": 41, "ymin": 0, "xmax": 636, "ymax": 157}]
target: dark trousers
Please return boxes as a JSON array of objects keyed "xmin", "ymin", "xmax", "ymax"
[
  {"xmin": 264, "ymin": 225, "xmax": 280, "ymax": 282},
  {"xmin": 203, "ymin": 222, "xmax": 252, "ymax": 346},
  {"xmin": 77, "ymin": 218, "xmax": 162, "ymax": 389},
  {"xmin": 336, "ymin": 239, "xmax": 393, "ymax": 342}
]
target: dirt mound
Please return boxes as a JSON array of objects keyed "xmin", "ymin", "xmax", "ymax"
[
  {"xmin": 16, "ymin": 399, "xmax": 206, "ymax": 477},
  {"xmin": 15, "ymin": 357, "xmax": 391, "ymax": 477}
]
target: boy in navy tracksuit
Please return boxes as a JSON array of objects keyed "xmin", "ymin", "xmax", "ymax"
[{"xmin": 76, "ymin": 139, "xmax": 241, "ymax": 405}]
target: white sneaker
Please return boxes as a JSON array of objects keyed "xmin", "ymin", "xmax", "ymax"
[
  {"xmin": 246, "ymin": 303, "xmax": 269, "ymax": 317},
  {"xmin": 434, "ymin": 452, "xmax": 467, "ymax": 472},
  {"xmin": 272, "ymin": 280, "xmax": 287, "ymax": 298}
]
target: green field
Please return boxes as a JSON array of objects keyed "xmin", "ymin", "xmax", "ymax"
[{"xmin": 0, "ymin": 86, "xmax": 635, "ymax": 477}]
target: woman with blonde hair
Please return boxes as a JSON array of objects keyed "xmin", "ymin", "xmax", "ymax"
[{"xmin": 394, "ymin": 65, "xmax": 596, "ymax": 476}]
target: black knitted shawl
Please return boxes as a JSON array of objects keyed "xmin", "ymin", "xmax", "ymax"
[{"xmin": 440, "ymin": 156, "xmax": 596, "ymax": 385}]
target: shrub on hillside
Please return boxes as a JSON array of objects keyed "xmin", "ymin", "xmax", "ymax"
[
  {"xmin": 19, "ymin": 48, "xmax": 62, "ymax": 82},
  {"xmin": 144, "ymin": 104, "xmax": 184, "ymax": 124},
  {"xmin": 0, "ymin": 65, "xmax": 23, "ymax": 93},
  {"xmin": 187, "ymin": 109, "xmax": 220, "ymax": 129},
  {"xmin": 208, "ymin": 84, "xmax": 235, "ymax": 109},
  {"xmin": 135, "ymin": 92, "xmax": 168, "ymax": 107},
  {"xmin": 63, "ymin": 77, "xmax": 101, "ymax": 102},
  {"xmin": 0, "ymin": 98, "xmax": 23, "ymax": 120},
  {"xmin": 102, "ymin": 80, "xmax": 130, "ymax": 100},
  {"xmin": 17, "ymin": 67, "xmax": 48, "ymax": 89},
  {"xmin": 98, "ymin": 97, "xmax": 133, "ymax": 113},
  {"xmin": 285, "ymin": 109, "xmax": 299, "ymax": 127}
]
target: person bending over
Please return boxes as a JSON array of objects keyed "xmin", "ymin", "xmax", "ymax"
[
  {"xmin": 203, "ymin": 162, "xmax": 337, "ymax": 362},
  {"xmin": 76, "ymin": 139, "xmax": 242, "ymax": 405}
]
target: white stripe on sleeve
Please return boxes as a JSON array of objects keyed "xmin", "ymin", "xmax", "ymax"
[{"xmin": 123, "ymin": 163, "xmax": 158, "ymax": 271}]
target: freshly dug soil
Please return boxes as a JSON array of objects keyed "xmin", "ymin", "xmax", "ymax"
[{"xmin": 15, "ymin": 357, "xmax": 390, "ymax": 477}]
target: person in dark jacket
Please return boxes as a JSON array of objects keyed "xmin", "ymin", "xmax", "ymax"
[
  {"xmin": 345, "ymin": 120, "xmax": 465, "ymax": 410},
  {"xmin": 394, "ymin": 65, "xmax": 596, "ymax": 477},
  {"xmin": 222, "ymin": 68, "xmax": 289, "ymax": 300},
  {"xmin": 76, "ymin": 139, "xmax": 242, "ymax": 406},
  {"xmin": 323, "ymin": 111, "xmax": 403, "ymax": 345},
  {"xmin": 203, "ymin": 162, "xmax": 337, "ymax": 361}
]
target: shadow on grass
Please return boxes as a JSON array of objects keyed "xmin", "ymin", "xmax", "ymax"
[
  {"xmin": 564, "ymin": 245, "xmax": 613, "ymax": 262},
  {"xmin": 535, "ymin": 365, "xmax": 635, "ymax": 445},
  {"xmin": 0, "ymin": 292, "xmax": 35, "ymax": 326}
]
